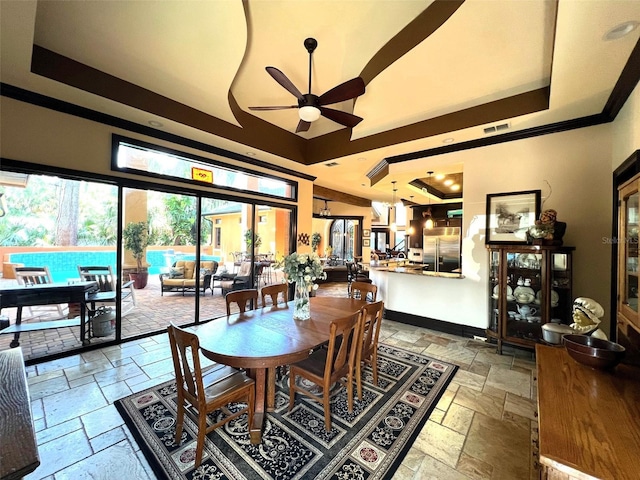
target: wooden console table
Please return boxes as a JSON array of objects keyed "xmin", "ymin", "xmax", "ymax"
[
  {"xmin": 0, "ymin": 348, "xmax": 40, "ymax": 480},
  {"xmin": 536, "ymin": 345, "xmax": 640, "ymax": 480}
]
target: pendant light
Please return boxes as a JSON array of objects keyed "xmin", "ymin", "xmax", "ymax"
[
  {"xmin": 425, "ymin": 172, "xmax": 434, "ymax": 229},
  {"xmin": 319, "ymin": 200, "xmax": 331, "ymax": 216},
  {"xmin": 408, "ymin": 196, "xmax": 415, "ymax": 235},
  {"xmin": 390, "ymin": 181, "xmax": 398, "ymax": 232}
]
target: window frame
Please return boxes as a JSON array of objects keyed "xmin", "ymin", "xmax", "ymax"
[{"xmin": 111, "ymin": 134, "xmax": 298, "ymax": 202}]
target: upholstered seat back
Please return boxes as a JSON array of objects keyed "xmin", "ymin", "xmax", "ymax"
[
  {"xmin": 173, "ymin": 260, "xmax": 216, "ymax": 279},
  {"xmin": 237, "ymin": 261, "xmax": 252, "ymax": 277}
]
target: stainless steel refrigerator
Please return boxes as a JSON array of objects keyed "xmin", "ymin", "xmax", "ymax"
[{"xmin": 422, "ymin": 227, "xmax": 461, "ymax": 273}]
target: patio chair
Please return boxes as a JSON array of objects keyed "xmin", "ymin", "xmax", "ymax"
[
  {"xmin": 77, "ymin": 265, "xmax": 136, "ymax": 317},
  {"xmin": 12, "ymin": 266, "xmax": 68, "ymax": 318},
  {"xmin": 355, "ymin": 300, "xmax": 384, "ymax": 400},
  {"xmin": 225, "ymin": 289, "xmax": 258, "ymax": 315},
  {"xmin": 168, "ymin": 323, "xmax": 255, "ymax": 468},
  {"xmin": 219, "ymin": 261, "xmax": 258, "ymax": 295},
  {"xmin": 260, "ymin": 283, "xmax": 288, "ymax": 307},
  {"xmin": 288, "ymin": 310, "xmax": 361, "ymax": 431}
]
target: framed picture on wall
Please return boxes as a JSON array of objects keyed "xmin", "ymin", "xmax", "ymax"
[
  {"xmin": 486, "ymin": 190, "xmax": 541, "ymax": 244},
  {"xmin": 363, "ymin": 229, "xmax": 370, "ymax": 237},
  {"xmin": 363, "ymin": 238, "xmax": 371, "ymax": 247}
]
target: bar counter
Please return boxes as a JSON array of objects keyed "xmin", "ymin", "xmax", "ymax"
[
  {"xmin": 367, "ymin": 261, "xmax": 486, "ymax": 334},
  {"xmin": 366, "ymin": 261, "xmax": 464, "ymax": 279}
]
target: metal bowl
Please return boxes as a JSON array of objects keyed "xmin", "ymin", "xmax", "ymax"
[
  {"xmin": 541, "ymin": 323, "xmax": 573, "ymax": 344},
  {"xmin": 562, "ymin": 334, "xmax": 625, "ymax": 369}
]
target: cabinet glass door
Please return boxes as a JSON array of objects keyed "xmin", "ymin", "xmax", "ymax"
[
  {"xmin": 551, "ymin": 252, "xmax": 572, "ymax": 323},
  {"xmin": 506, "ymin": 251, "xmax": 542, "ymax": 341},
  {"xmin": 488, "ymin": 250, "xmax": 500, "ymax": 334},
  {"xmin": 621, "ymin": 187, "xmax": 639, "ymax": 315}
]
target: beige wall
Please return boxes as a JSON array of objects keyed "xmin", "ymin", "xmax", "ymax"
[
  {"xmin": 612, "ymin": 82, "xmax": 640, "ymax": 169},
  {"xmin": 388, "ymin": 124, "xmax": 613, "ymax": 330}
]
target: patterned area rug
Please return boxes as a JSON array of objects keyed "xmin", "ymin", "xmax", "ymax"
[{"xmin": 115, "ymin": 344, "xmax": 458, "ymax": 480}]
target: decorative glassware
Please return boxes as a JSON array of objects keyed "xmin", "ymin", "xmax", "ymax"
[
  {"xmin": 279, "ymin": 252, "xmax": 327, "ymax": 321},
  {"xmin": 293, "ymin": 277, "xmax": 311, "ymax": 320}
]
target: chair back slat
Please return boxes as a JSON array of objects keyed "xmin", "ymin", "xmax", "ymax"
[
  {"xmin": 225, "ymin": 289, "xmax": 259, "ymax": 315},
  {"xmin": 77, "ymin": 266, "xmax": 115, "ymax": 292},
  {"xmin": 359, "ymin": 301, "xmax": 384, "ymax": 361},
  {"xmin": 260, "ymin": 283, "xmax": 288, "ymax": 307},
  {"xmin": 350, "ymin": 281, "xmax": 377, "ymax": 301},
  {"xmin": 325, "ymin": 310, "xmax": 361, "ymax": 381},
  {"xmin": 167, "ymin": 324, "xmax": 204, "ymax": 403},
  {"xmin": 13, "ymin": 266, "xmax": 53, "ymax": 286}
]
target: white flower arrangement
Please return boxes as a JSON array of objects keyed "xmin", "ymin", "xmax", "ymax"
[{"xmin": 281, "ymin": 252, "xmax": 327, "ymax": 290}]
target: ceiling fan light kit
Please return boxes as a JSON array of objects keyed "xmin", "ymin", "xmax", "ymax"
[
  {"xmin": 299, "ymin": 105, "xmax": 321, "ymax": 122},
  {"xmin": 249, "ymin": 37, "xmax": 365, "ymax": 133}
]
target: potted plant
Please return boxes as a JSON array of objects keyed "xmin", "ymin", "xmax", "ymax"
[
  {"xmin": 123, "ymin": 221, "xmax": 150, "ymax": 289},
  {"xmin": 311, "ymin": 232, "xmax": 321, "ymax": 254},
  {"xmin": 244, "ymin": 229, "xmax": 262, "ymax": 253}
]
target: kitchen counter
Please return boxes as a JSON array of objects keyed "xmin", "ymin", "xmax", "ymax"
[
  {"xmin": 366, "ymin": 261, "xmax": 464, "ymax": 279},
  {"xmin": 367, "ymin": 264, "xmax": 486, "ymax": 332}
]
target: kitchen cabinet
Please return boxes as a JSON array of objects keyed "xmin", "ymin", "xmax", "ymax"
[
  {"xmin": 616, "ymin": 177, "xmax": 640, "ymax": 364},
  {"xmin": 487, "ymin": 244, "xmax": 574, "ymax": 354}
]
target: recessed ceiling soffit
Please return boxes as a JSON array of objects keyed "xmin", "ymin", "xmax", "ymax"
[{"xmin": 28, "ymin": 0, "xmax": 554, "ymax": 167}]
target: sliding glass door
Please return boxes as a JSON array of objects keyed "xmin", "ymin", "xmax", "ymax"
[
  {"xmin": 0, "ymin": 174, "xmax": 119, "ymax": 359},
  {"xmin": 1, "ymin": 169, "xmax": 296, "ymax": 362}
]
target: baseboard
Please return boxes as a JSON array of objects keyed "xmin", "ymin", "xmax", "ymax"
[{"xmin": 384, "ymin": 309, "xmax": 486, "ymax": 339}]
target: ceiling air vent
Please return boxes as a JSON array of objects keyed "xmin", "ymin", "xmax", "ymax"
[
  {"xmin": 483, "ymin": 122, "xmax": 510, "ymax": 135},
  {"xmin": 325, "ymin": 162, "xmax": 339, "ymax": 167}
]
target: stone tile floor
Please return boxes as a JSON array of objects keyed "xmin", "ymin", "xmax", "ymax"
[{"xmin": 20, "ymin": 291, "xmax": 539, "ymax": 480}]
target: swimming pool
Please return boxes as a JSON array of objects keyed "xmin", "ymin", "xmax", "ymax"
[{"xmin": 7, "ymin": 251, "xmax": 220, "ymax": 282}]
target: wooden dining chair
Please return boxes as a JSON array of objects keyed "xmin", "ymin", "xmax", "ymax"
[
  {"xmin": 260, "ymin": 283, "xmax": 288, "ymax": 307},
  {"xmin": 225, "ymin": 288, "xmax": 258, "ymax": 315},
  {"xmin": 349, "ymin": 281, "xmax": 378, "ymax": 302},
  {"xmin": 167, "ymin": 323, "xmax": 255, "ymax": 468},
  {"xmin": 355, "ymin": 300, "xmax": 384, "ymax": 400},
  {"xmin": 288, "ymin": 310, "xmax": 361, "ymax": 431}
]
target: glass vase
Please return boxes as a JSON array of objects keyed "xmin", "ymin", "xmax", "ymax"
[{"xmin": 293, "ymin": 280, "xmax": 311, "ymax": 320}]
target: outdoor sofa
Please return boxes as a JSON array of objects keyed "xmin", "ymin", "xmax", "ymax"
[{"xmin": 160, "ymin": 260, "xmax": 217, "ymax": 296}]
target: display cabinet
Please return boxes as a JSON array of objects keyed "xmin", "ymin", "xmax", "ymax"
[
  {"xmin": 617, "ymin": 178, "xmax": 640, "ymax": 365},
  {"xmin": 487, "ymin": 244, "xmax": 574, "ymax": 354}
]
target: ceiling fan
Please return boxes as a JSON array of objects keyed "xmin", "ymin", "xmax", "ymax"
[{"xmin": 249, "ymin": 37, "xmax": 365, "ymax": 133}]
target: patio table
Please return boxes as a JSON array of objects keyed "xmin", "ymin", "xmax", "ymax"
[
  {"xmin": 196, "ymin": 296, "xmax": 367, "ymax": 444},
  {"xmin": 0, "ymin": 281, "xmax": 99, "ymax": 347}
]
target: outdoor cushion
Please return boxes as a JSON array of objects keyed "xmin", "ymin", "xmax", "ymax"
[{"xmin": 170, "ymin": 267, "xmax": 185, "ymax": 278}]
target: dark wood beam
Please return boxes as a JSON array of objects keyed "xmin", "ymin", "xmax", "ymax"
[{"xmin": 313, "ymin": 185, "xmax": 371, "ymax": 208}]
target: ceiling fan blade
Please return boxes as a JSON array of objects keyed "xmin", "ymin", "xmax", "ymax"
[
  {"xmin": 248, "ymin": 106, "xmax": 297, "ymax": 111},
  {"xmin": 266, "ymin": 66, "xmax": 304, "ymax": 100},
  {"xmin": 319, "ymin": 107, "xmax": 363, "ymax": 128},
  {"xmin": 295, "ymin": 120, "xmax": 311, "ymax": 133},
  {"xmin": 318, "ymin": 77, "xmax": 365, "ymax": 105}
]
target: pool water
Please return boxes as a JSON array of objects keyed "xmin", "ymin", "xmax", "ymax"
[{"xmin": 7, "ymin": 251, "xmax": 220, "ymax": 282}]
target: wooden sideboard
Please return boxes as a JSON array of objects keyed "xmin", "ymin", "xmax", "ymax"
[{"xmin": 536, "ymin": 345, "xmax": 640, "ymax": 480}]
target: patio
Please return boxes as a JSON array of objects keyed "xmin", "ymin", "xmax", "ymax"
[{"xmin": 0, "ymin": 274, "xmax": 348, "ymax": 363}]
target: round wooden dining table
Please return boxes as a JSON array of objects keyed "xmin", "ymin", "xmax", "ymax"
[{"xmin": 196, "ymin": 296, "xmax": 367, "ymax": 444}]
